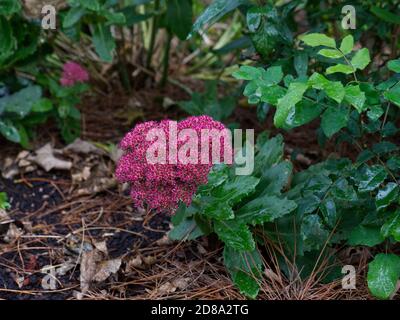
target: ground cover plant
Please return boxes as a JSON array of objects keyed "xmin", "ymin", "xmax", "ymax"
[{"xmin": 0, "ymin": 0, "xmax": 399, "ymax": 301}]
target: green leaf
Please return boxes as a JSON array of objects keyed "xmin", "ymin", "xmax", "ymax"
[
  {"xmin": 92, "ymin": 23, "xmax": 115, "ymax": 62},
  {"xmin": 355, "ymin": 165, "xmax": 387, "ymax": 193},
  {"xmin": 63, "ymin": 6, "xmax": 86, "ymax": 28},
  {"xmin": 368, "ymin": 253, "xmax": 400, "ymax": 299},
  {"xmin": 32, "ymin": 98, "xmax": 53, "ymax": 113},
  {"xmin": 321, "ymin": 105, "xmax": 349, "ymax": 138},
  {"xmin": 344, "ymin": 85, "xmax": 366, "ymax": 113},
  {"xmin": 223, "ymin": 246, "xmax": 263, "ymax": 299},
  {"xmin": 102, "ymin": 10, "xmax": 126, "ymax": 25},
  {"xmin": 326, "ymin": 64, "xmax": 354, "ymax": 75},
  {"xmin": 376, "ymin": 183, "xmax": 399, "ymax": 211},
  {"xmin": 284, "ymin": 100, "xmax": 323, "ymax": 129},
  {"xmin": 308, "ymin": 72, "xmax": 345, "ymax": 103},
  {"xmin": 299, "ymin": 33, "xmax": 336, "ymax": 48},
  {"xmin": 0, "ymin": 0, "xmax": 21, "ymax": 15},
  {"xmin": 274, "ymin": 82, "xmax": 308, "ymax": 128},
  {"xmin": 0, "ymin": 192, "xmax": 10, "ymax": 210},
  {"xmin": 301, "ymin": 215, "xmax": 330, "ymax": 252},
  {"xmin": 204, "ymin": 176, "xmax": 260, "ymax": 220},
  {"xmin": 232, "ymin": 65, "xmax": 262, "ymax": 81},
  {"xmin": 351, "ymin": 48, "xmax": 371, "ymax": 70},
  {"xmin": 367, "ymin": 105, "xmax": 384, "ymax": 121},
  {"xmin": 254, "ymin": 135, "xmax": 284, "ymax": 176},
  {"xmin": 388, "ymin": 59, "xmax": 400, "ymax": 73},
  {"xmin": 189, "ymin": 0, "xmax": 245, "ymax": 38},
  {"xmin": 318, "ymin": 48, "xmax": 342, "ymax": 59},
  {"xmin": 259, "ymin": 85, "xmax": 286, "ymax": 105},
  {"xmin": 258, "ymin": 161, "xmax": 293, "ymax": 195},
  {"xmin": 320, "ymin": 198, "xmax": 337, "ymax": 228},
  {"xmin": 0, "ymin": 17, "xmax": 16, "ymax": 63},
  {"xmin": 339, "ymin": 35, "xmax": 354, "ymax": 55},
  {"xmin": 294, "ymin": 51, "xmax": 309, "ymax": 77},
  {"xmin": 169, "ymin": 217, "xmax": 205, "ymax": 240},
  {"xmin": 236, "ymin": 195, "xmax": 297, "ymax": 226},
  {"xmin": 381, "ymin": 211, "xmax": 400, "ymax": 241},
  {"xmin": 371, "ymin": 6, "xmax": 400, "ymax": 25},
  {"xmin": 262, "ymin": 66, "xmax": 283, "ymax": 86},
  {"xmin": 165, "ymin": 0, "xmax": 193, "ymax": 40},
  {"xmin": 77, "ymin": 0, "xmax": 100, "ymax": 11},
  {"xmin": 384, "ymin": 83, "xmax": 400, "ymax": 107},
  {"xmin": 0, "ymin": 119, "xmax": 20, "ymax": 143},
  {"xmin": 214, "ymin": 221, "xmax": 255, "ymax": 251},
  {"xmin": 348, "ymin": 225, "xmax": 385, "ymax": 247},
  {"xmin": 1, "ymin": 86, "xmax": 42, "ymax": 118}
]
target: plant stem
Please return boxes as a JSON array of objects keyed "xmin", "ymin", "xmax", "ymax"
[
  {"xmin": 146, "ymin": 0, "xmax": 160, "ymax": 69},
  {"xmin": 160, "ymin": 30, "xmax": 172, "ymax": 88}
]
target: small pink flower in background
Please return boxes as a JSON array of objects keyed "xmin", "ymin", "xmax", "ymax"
[
  {"xmin": 116, "ymin": 116, "xmax": 232, "ymax": 214},
  {"xmin": 60, "ymin": 61, "xmax": 89, "ymax": 87}
]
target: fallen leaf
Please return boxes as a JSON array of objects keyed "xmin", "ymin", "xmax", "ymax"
[
  {"xmin": 29, "ymin": 143, "xmax": 72, "ymax": 172},
  {"xmin": 80, "ymin": 248, "xmax": 121, "ymax": 293},
  {"xmin": 64, "ymin": 138, "xmax": 105, "ymax": 155}
]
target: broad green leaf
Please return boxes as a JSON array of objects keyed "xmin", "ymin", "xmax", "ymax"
[
  {"xmin": 258, "ymin": 161, "xmax": 293, "ymax": 196},
  {"xmin": 320, "ymin": 198, "xmax": 337, "ymax": 228},
  {"xmin": 326, "ymin": 64, "xmax": 354, "ymax": 75},
  {"xmin": 0, "ymin": 0, "xmax": 21, "ymax": 15},
  {"xmin": 92, "ymin": 23, "xmax": 115, "ymax": 62},
  {"xmin": 274, "ymin": 82, "xmax": 308, "ymax": 128},
  {"xmin": 236, "ymin": 195, "xmax": 297, "ymax": 226},
  {"xmin": 299, "ymin": 33, "xmax": 336, "ymax": 48},
  {"xmin": 259, "ymin": 85, "xmax": 286, "ymax": 105},
  {"xmin": 351, "ymin": 48, "xmax": 370, "ymax": 70},
  {"xmin": 1, "ymin": 86, "xmax": 42, "ymax": 118},
  {"xmin": 294, "ymin": 51, "xmax": 309, "ymax": 77},
  {"xmin": 321, "ymin": 105, "xmax": 349, "ymax": 138},
  {"xmin": 381, "ymin": 211, "xmax": 400, "ymax": 241},
  {"xmin": 102, "ymin": 10, "xmax": 126, "ymax": 25},
  {"xmin": 189, "ymin": 0, "xmax": 246, "ymax": 38},
  {"xmin": 232, "ymin": 65, "xmax": 262, "ymax": 80},
  {"xmin": 301, "ymin": 215, "xmax": 330, "ymax": 252},
  {"xmin": 169, "ymin": 217, "xmax": 205, "ymax": 240},
  {"xmin": 214, "ymin": 221, "xmax": 255, "ymax": 251},
  {"xmin": 344, "ymin": 85, "xmax": 366, "ymax": 113},
  {"xmin": 0, "ymin": 17, "xmax": 15, "ymax": 63},
  {"xmin": 318, "ymin": 48, "xmax": 342, "ymax": 59},
  {"xmin": 368, "ymin": 253, "xmax": 400, "ymax": 299},
  {"xmin": 348, "ymin": 225, "xmax": 384, "ymax": 247},
  {"xmin": 254, "ymin": 135, "xmax": 284, "ymax": 176},
  {"xmin": 331, "ymin": 178, "xmax": 357, "ymax": 201},
  {"xmin": 204, "ymin": 176, "xmax": 260, "ymax": 220},
  {"xmin": 355, "ymin": 165, "xmax": 387, "ymax": 193},
  {"xmin": 384, "ymin": 83, "xmax": 400, "ymax": 107},
  {"xmin": 371, "ymin": 6, "xmax": 400, "ymax": 25},
  {"xmin": 0, "ymin": 192, "xmax": 10, "ymax": 210},
  {"xmin": 388, "ymin": 59, "xmax": 400, "ymax": 73},
  {"xmin": 308, "ymin": 73, "xmax": 345, "ymax": 103},
  {"xmin": 165, "ymin": 0, "xmax": 193, "ymax": 40},
  {"xmin": 247, "ymin": 6, "xmax": 292, "ymax": 59},
  {"xmin": 339, "ymin": 35, "xmax": 354, "ymax": 55},
  {"xmin": 77, "ymin": 0, "xmax": 100, "ymax": 11},
  {"xmin": 262, "ymin": 66, "xmax": 283, "ymax": 86},
  {"xmin": 32, "ymin": 98, "xmax": 53, "ymax": 113},
  {"xmin": 376, "ymin": 183, "xmax": 399, "ymax": 211},
  {"xmin": 223, "ymin": 246, "xmax": 263, "ymax": 299},
  {"xmin": 63, "ymin": 6, "xmax": 86, "ymax": 28},
  {"xmin": 284, "ymin": 100, "xmax": 323, "ymax": 128},
  {"xmin": 0, "ymin": 119, "xmax": 20, "ymax": 143},
  {"xmin": 367, "ymin": 105, "xmax": 384, "ymax": 121}
]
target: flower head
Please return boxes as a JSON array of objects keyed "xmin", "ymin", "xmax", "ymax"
[
  {"xmin": 116, "ymin": 116, "xmax": 232, "ymax": 213},
  {"xmin": 60, "ymin": 61, "xmax": 89, "ymax": 87}
]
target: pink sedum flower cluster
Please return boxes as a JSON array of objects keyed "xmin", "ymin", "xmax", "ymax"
[
  {"xmin": 116, "ymin": 116, "xmax": 231, "ymax": 213},
  {"xmin": 60, "ymin": 61, "xmax": 89, "ymax": 87}
]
